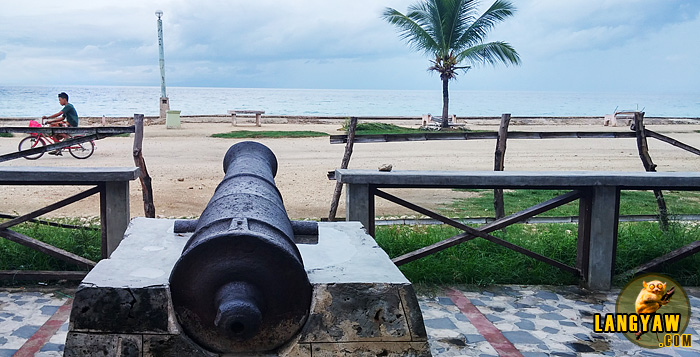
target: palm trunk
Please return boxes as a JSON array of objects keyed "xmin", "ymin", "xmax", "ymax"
[{"xmin": 441, "ymin": 77, "xmax": 449, "ymax": 128}]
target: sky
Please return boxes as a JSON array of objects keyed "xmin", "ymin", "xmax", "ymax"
[{"xmin": 1, "ymin": 0, "xmax": 699, "ymax": 93}]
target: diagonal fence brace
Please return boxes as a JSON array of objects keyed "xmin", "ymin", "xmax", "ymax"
[
  {"xmin": 391, "ymin": 190, "xmax": 582, "ymax": 266},
  {"xmin": 0, "ymin": 186, "xmax": 101, "ymax": 229},
  {"xmin": 0, "ymin": 229, "xmax": 96, "ymax": 268},
  {"xmin": 0, "ymin": 134, "xmax": 103, "ymax": 163},
  {"xmin": 375, "ymin": 189, "xmax": 581, "ymax": 275}
]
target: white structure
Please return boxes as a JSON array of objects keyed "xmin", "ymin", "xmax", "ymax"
[{"xmin": 156, "ymin": 10, "xmax": 170, "ymax": 120}]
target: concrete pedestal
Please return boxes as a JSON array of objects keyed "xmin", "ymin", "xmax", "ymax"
[
  {"xmin": 165, "ymin": 110, "xmax": 181, "ymax": 129},
  {"xmin": 159, "ymin": 97, "xmax": 169, "ymax": 121},
  {"xmin": 64, "ymin": 218, "xmax": 430, "ymax": 356}
]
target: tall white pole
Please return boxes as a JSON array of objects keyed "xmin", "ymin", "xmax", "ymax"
[
  {"xmin": 156, "ymin": 11, "xmax": 166, "ymax": 98},
  {"xmin": 156, "ymin": 10, "xmax": 169, "ymax": 120}
]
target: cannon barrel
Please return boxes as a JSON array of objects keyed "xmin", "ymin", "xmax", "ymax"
[{"xmin": 169, "ymin": 141, "xmax": 312, "ymax": 354}]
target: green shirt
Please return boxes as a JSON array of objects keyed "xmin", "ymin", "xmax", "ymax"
[{"xmin": 61, "ymin": 103, "xmax": 79, "ymax": 127}]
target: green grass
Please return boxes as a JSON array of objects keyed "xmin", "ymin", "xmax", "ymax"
[
  {"xmin": 374, "ymin": 188, "xmax": 700, "ymax": 287},
  {"xmin": 443, "ymin": 189, "xmax": 700, "ymax": 217},
  {"xmin": 212, "ymin": 130, "xmax": 328, "ymax": 139},
  {"xmin": 0, "ymin": 218, "xmax": 100, "ymax": 272},
  {"xmin": 376, "ymin": 221, "xmax": 700, "ymax": 287},
  {"xmin": 3, "ymin": 195, "xmax": 699, "ymax": 288},
  {"xmin": 0, "ymin": 133, "xmax": 13, "ymax": 138},
  {"xmin": 342, "ymin": 121, "xmax": 472, "ymax": 135},
  {"xmin": 212, "ymin": 121, "xmax": 476, "ymax": 138},
  {"xmin": 353, "ymin": 122, "xmax": 427, "ymax": 135}
]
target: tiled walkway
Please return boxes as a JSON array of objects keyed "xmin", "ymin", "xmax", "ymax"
[
  {"xmin": 1, "ymin": 285, "xmax": 698, "ymax": 356},
  {"xmin": 421, "ymin": 285, "xmax": 700, "ymax": 356},
  {"xmin": 0, "ymin": 289, "xmax": 70, "ymax": 357}
]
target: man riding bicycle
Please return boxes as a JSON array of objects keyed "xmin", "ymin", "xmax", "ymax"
[{"xmin": 42, "ymin": 92, "xmax": 79, "ymax": 155}]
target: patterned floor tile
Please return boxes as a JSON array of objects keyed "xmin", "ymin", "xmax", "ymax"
[
  {"xmin": 0, "ymin": 289, "xmax": 70, "ymax": 355},
  {"xmin": 419, "ymin": 285, "xmax": 700, "ymax": 356},
  {"xmin": 1, "ymin": 285, "xmax": 698, "ymax": 356}
]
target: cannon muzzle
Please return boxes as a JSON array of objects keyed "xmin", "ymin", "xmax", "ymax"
[{"xmin": 169, "ymin": 141, "xmax": 311, "ymax": 354}]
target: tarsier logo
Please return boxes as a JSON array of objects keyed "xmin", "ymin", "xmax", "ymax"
[{"xmin": 592, "ymin": 273, "xmax": 693, "ymax": 349}]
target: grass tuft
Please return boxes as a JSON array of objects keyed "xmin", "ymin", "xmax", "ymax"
[
  {"xmin": 341, "ymin": 121, "xmax": 472, "ymax": 135},
  {"xmin": 0, "ymin": 218, "xmax": 100, "ymax": 272},
  {"xmin": 212, "ymin": 131, "xmax": 328, "ymax": 139}
]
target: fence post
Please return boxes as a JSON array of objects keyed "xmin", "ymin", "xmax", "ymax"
[
  {"xmin": 100, "ymin": 181, "xmax": 130, "ymax": 258},
  {"xmin": 328, "ymin": 117, "xmax": 358, "ymax": 222},
  {"xmin": 346, "ymin": 183, "xmax": 374, "ymax": 236},
  {"xmin": 493, "ymin": 114, "xmax": 511, "ymax": 220},
  {"xmin": 133, "ymin": 114, "xmax": 156, "ymax": 218},
  {"xmin": 584, "ymin": 186, "xmax": 620, "ymax": 290},
  {"xmin": 634, "ymin": 112, "xmax": 669, "ymax": 230}
]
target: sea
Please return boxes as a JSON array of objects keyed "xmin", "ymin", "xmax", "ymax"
[{"xmin": 0, "ymin": 85, "xmax": 698, "ymax": 118}]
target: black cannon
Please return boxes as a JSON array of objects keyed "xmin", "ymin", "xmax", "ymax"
[{"xmin": 169, "ymin": 141, "xmax": 312, "ymax": 354}]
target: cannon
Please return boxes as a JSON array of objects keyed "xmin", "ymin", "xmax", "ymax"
[
  {"xmin": 169, "ymin": 141, "xmax": 312, "ymax": 354},
  {"xmin": 64, "ymin": 140, "xmax": 430, "ymax": 356}
]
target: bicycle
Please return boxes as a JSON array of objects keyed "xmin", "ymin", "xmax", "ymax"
[{"xmin": 18, "ymin": 119, "xmax": 95, "ymax": 160}]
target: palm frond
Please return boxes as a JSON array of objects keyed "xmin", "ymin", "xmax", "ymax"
[
  {"xmin": 406, "ymin": 0, "xmax": 448, "ymax": 55},
  {"xmin": 382, "ymin": 7, "xmax": 440, "ymax": 55},
  {"xmin": 457, "ymin": 0, "xmax": 516, "ymax": 49},
  {"xmin": 383, "ymin": 0, "xmax": 520, "ymax": 128},
  {"xmin": 448, "ymin": 0, "xmax": 480, "ymax": 49},
  {"xmin": 456, "ymin": 41, "xmax": 521, "ymax": 67},
  {"xmin": 409, "ymin": 2, "xmax": 437, "ymax": 45},
  {"xmin": 384, "ymin": 0, "xmax": 520, "ymax": 76}
]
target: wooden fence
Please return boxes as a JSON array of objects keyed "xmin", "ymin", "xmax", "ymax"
[
  {"xmin": 0, "ymin": 167, "xmax": 139, "ymax": 281},
  {"xmin": 335, "ymin": 170, "xmax": 700, "ymax": 290},
  {"xmin": 0, "ymin": 114, "xmax": 155, "ymax": 281}
]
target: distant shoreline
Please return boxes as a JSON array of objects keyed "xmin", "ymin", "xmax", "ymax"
[
  {"xmin": 1, "ymin": 114, "xmax": 698, "ymax": 126},
  {"xmin": 4, "ymin": 86, "xmax": 699, "ymax": 118}
]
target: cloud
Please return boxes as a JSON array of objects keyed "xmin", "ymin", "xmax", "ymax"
[
  {"xmin": 463, "ymin": 0, "xmax": 700, "ymax": 92},
  {"xmin": 1, "ymin": 0, "xmax": 699, "ymax": 92},
  {"xmin": 164, "ymin": 1, "xmax": 408, "ymax": 62},
  {"xmin": 495, "ymin": 0, "xmax": 700, "ymax": 57}
]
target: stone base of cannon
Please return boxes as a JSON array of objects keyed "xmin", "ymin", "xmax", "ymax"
[{"xmin": 64, "ymin": 217, "xmax": 431, "ymax": 356}]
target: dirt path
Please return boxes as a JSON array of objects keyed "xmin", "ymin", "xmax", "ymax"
[{"xmin": 2, "ymin": 120, "xmax": 700, "ymax": 220}]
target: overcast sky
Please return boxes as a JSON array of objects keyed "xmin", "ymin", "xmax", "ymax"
[{"xmin": 1, "ymin": 0, "xmax": 699, "ymax": 93}]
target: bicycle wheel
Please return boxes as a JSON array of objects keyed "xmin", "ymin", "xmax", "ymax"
[
  {"xmin": 18, "ymin": 136, "xmax": 46, "ymax": 160},
  {"xmin": 69, "ymin": 137, "xmax": 95, "ymax": 159}
]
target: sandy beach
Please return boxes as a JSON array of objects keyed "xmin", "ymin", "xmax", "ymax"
[{"xmin": 1, "ymin": 117, "xmax": 700, "ymax": 220}]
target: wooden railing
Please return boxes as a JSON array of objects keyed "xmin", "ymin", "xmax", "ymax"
[
  {"xmin": 0, "ymin": 115, "xmax": 155, "ymax": 281},
  {"xmin": 336, "ymin": 169, "xmax": 700, "ymax": 290},
  {"xmin": 0, "ymin": 167, "xmax": 139, "ymax": 281},
  {"xmin": 0, "ymin": 126, "xmax": 135, "ymax": 163}
]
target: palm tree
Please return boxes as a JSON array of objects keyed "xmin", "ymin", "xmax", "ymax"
[{"xmin": 383, "ymin": 0, "xmax": 521, "ymax": 128}]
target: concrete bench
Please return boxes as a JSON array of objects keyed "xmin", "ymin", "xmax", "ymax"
[
  {"xmin": 421, "ymin": 114, "xmax": 464, "ymax": 130},
  {"xmin": 0, "ymin": 166, "xmax": 140, "ymax": 258},
  {"xmin": 335, "ymin": 169, "xmax": 700, "ymax": 290},
  {"xmin": 227, "ymin": 110, "xmax": 265, "ymax": 127}
]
